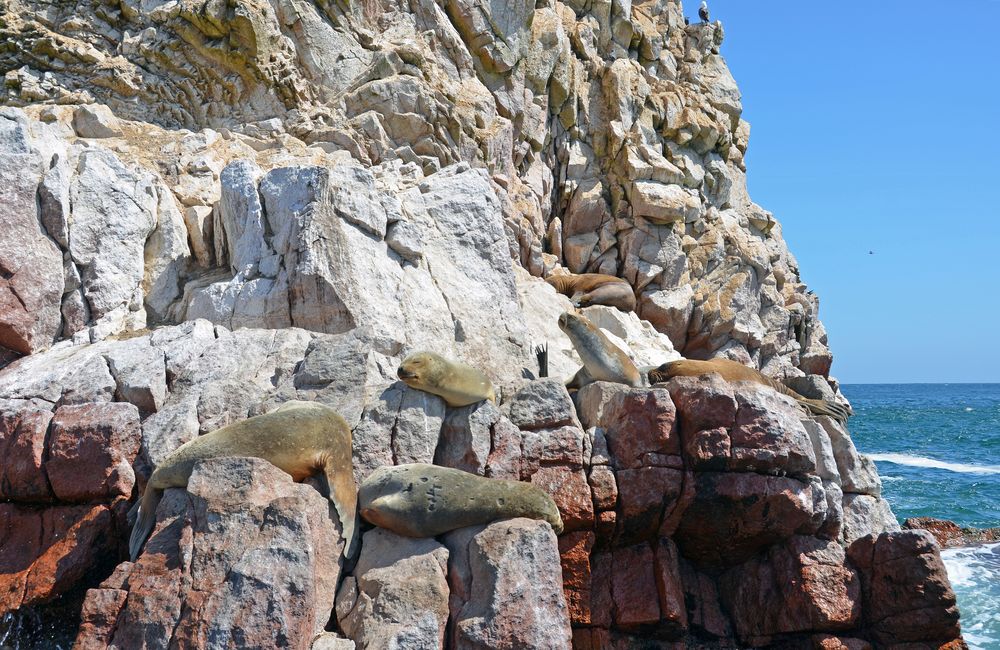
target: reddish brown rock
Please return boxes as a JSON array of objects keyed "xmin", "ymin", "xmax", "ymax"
[
  {"xmin": 679, "ymin": 558, "xmax": 731, "ymax": 638},
  {"xmin": 903, "ymin": 516, "xmax": 1000, "ymax": 549},
  {"xmin": 589, "ymin": 551, "xmax": 613, "ymax": 628},
  {"xmin": 0, "ymin": 501, "xmax": 122, "ymax": 614},
  {"xmin": 847, "ymin": 531, "xmax": 962, "ymax": 646},
  {"xmin": 485, "ymin": 414, "xmax": 523, "ymax": 480},
  {"xmin": 0, "ymin": 408, "xmax": 53, "ymax": 500},
  {"xmin": 74, "ymin": 457, "xmax": 345, "ymax": 649},
  {"xmin": 521, "ymin": 425, "xmax": 585, "ymax": 472},
  {"xmin": 615, "ymin": 466, "xmax": 684, "ymax": 543},
  {"xmin": 587, "ymin": 464, "xmax": 618, "ymax": 511},
  {"xmin": 74, "ymin": 586, "xmax": 128, "ymax": 650},
  {"xmin": 47, "ymin": 403, "xmax": 142, "ymax": 502},
  {"xmin": 811, "ymin": 635, "xmax": 871, "ymax": 650},
  {"xmin": 681, "ymin": 425, "xmax": 731, "ymax": 470},
  {"xmin": 530, "ymin": 464, "xmax": 594, "ymax": 532},
  {"xmin": 611, "ymin": 544, "xmax": 660, "ymax": 628},
  {"xmin": 653, "ymin": 538, "xmax": 687, "ymax": 633},
  {"xmin": 664, "ymin": 373, "xmax": 738, "ymax": 435},
  {"xmin": 575, "ymin": 383, "xmax": 678, "ymax": 469},
  {"xmin": 674, "ymin": 472, "xmax": 816, "ymax": 567},
  {"xmin": 720, "ymin": 536, "xmax": 860, "ymax": 644},
  {"xmin": 729, "ymin": 385, "xmax": 816, "ymax": 476},
  {"xmin": 558, "ymin": 531, "xmax": 595, "ymax": 625}
]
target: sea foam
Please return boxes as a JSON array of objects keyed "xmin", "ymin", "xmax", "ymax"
[{"xmin": 868, "ymin": 453, "xmax": 1000, "ymax": 475}]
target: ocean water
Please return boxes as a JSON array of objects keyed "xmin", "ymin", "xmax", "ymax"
[{"xmin": 843, "ymin": 383, "xmax": 1000, "ymax": 649}]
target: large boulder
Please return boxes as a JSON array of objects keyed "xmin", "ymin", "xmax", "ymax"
[{"xmin": 74, "ymin": 457, "xmax": 346, "ymax": 649}]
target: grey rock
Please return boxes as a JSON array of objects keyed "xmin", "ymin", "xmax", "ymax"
[
  {"xmin": 336, "ymin": 529, "xmax": 450, "ymax": 650},
  {"xmin": 444, "ymin": 518, "xmax": 572, "ymax": 650}
]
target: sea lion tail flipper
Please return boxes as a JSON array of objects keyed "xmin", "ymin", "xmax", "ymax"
[
  {"xmin": 535, "ymin": 342, "xmax": 548, "ymax": 379},
  {"xmin": 325, "ymin": 464, "xmax": 360, "ymax": 561},
  {"xmin": 801, "ymin": 398, "xmax": 851, "ymax": 424},
  {"xmin": 129, "ymin": 487, "xmax": 163, "ymax": 561}
]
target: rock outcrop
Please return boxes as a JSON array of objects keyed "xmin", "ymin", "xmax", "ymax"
[{"xmin": 0, "ymin": 0, "xmax": 965, "ymax": 647}]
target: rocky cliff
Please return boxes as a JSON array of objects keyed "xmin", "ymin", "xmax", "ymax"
[{"xmin": 0, "ymin": 0, "xmax": 964, "ymax": 647}]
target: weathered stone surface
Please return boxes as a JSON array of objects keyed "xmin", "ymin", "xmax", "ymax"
[
  {"xmin": 75, "ymin": 457, "xmax": 345, "ymax": 649},
  {"xmin": 72, "ymin": 104, "xmax": 123, "ymax": 138},
  {"xmin": 47, "ymin": 402, "xmax": 141, "ymax": 502},
  {"xmin": 0, "ymin": 408, "xmax": 53, "ymax": 500},
  {"xmin": 0, "ymin": 143, "xmax": 62, "ymax": 356},
  {"xmin": 847, "ymin": 530, "xmax": 962, "ymax": 646},
  {"xmin": 675, "ymin": 472, "xmax": 816, "ymax": 568},
  {"xmin": 435, "ymin": 401, "xmax": 499, "ymax": 477},
  {"xmin": 445, "ymin": 518, "xmax": 572, "ymax": 650},
  {"xmin": 575, "ymin": 382, "xmax": 678, "ymax": 469},
  {"xmin": 0, "ymin": 501, "xmax": 122, "ymax": 614},
  {"xmin": 336, "ymin": 529, "xmax": 450, "ymax": 649},
  {"xmin": 720, "ymin": 536, "xmax": 860, "ymax": 643},
  {"xmin": 730, "ymin": 384, "xmax": 817, "ymax": 476},
  {"xmin": 505, "ymin": 379, "xmax": 579, "ymax": 431},
  {"xmin": 842, "ymin": 493, "xmax": 900, "ymax": 544},
  {"xmin": 558, "ymin": 531, "xmax": 595, "ymax": 626},
  {"xmin": 818, "ymin": 416, "xmax": 882, "ymax": 496}
]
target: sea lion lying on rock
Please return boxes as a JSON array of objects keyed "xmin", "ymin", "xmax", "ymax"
[
  {"xmin": 649, "ymin": 358, "xmax": 851, "ymax": 423},
  {"xmin": 359, "ymin": 463, "xmax": 564, "ymax": 536},
  {"xmin": 558, "ymin": 311, "xmax": 643, "ymax": 389},
  {"xmin": 129, "ymin": 401, "xmax": 358, "ymax": 561},
  {"xmin": 397, "ymin": 351, "xmax": 496, "ymax": 407},
  {"xmin": 546, "ymin": 273, "xmax": 636, "ymax": 312}
]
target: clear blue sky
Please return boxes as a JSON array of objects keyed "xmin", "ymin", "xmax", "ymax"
[{"xmin": 705, "ymin": 0, "xmax": 1000, "ymax": 383}]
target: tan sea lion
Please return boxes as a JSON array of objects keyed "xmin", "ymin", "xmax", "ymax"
[
  {"xmin": 129, "ymin": 401, "xmax": 358, "ymax": 561},
  {"xmin": 397, "ymin": 351, "xmax": 496, "ymax": 407},
  {"xmin": 648, "ymin": 358, "xmax": 851, "ymax": 423},
  {"xmin": 358, "ymin": 463, "xmax": 563, "ymax": 536},
  {"xmin": 546, "ymin": 273, "xmax": 636, "ymax": 312},
  {"xmin": 559, "ymin": 311, "xmax": 643, "ymax": 389}
]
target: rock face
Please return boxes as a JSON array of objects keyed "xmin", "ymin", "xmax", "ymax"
[
  {"xmin": 74, "ymin": 457, "xmax": 345, "ymax": 649},
  {"xmin": 0, "ymin": 0, "xmax": 966, "ymax": 648}
]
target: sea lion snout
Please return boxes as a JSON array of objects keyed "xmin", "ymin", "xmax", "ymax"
[{"xmin": 397, "ymin": 367, "xmax": 416, "ymax": 380}]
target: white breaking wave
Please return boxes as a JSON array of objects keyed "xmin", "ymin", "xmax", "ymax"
[{"xmin": 868, "ymin": 453, "xmax": 1000, "ymax": 475}]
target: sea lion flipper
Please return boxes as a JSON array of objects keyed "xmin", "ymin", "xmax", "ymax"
[
  {"xmin": 129, "ymin": 487, "xmax": 163, "ymax": 561},
  {"xmin": 535, "ymin": 343, "xmax": 548, "ymax": 379},
  {"xmin": 800, "ymin": 397, "xmax": 851, "ymax": 424},
  {"xmin": 325, "ymin": 463, "xmax": 360, "ymax": 561}
]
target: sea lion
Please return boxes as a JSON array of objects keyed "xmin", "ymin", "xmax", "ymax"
[
  {"xmin": 358, "ymin": 463, "xmax": 563, "ymax": 536},
  {"xmin": 648, "ymin": 358, "xmax": 851, "ymax": 423},
  {"xmin": 559, "ymin": 311, "xmax": 643, "ymax": 389},
  {"xmin": 397, "ymin": 351, "xmax": 496, "ymax": 407},
  {"xmin": 546, "ymin": 273, "xmax": 636, "ymax": 312},
  {"xmin": 128, "ymin": 401, "xmax": 358, "ymax": 561}
]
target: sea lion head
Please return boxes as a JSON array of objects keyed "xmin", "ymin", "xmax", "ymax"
[
  {"xmin": 648, "ymin": 362, "xmax": 670, "ymax": 384},
  {"xmin": 558, "ymin": 311, "xmax": 589, "ymax": 337},
  {"xmin": 397, "ymin": 351, "xmax": 443, "ymax": 389}
]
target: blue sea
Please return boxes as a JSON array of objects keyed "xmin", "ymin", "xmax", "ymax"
[{"xmin": 843, "ymin": 383, "xmax": 1000, "ymax": 650}]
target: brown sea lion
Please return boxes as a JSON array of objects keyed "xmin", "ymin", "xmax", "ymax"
[
  {"xmin": 397, "ymin": 351, "xmax": 496, "ymax": 407},
  {"xmin": 648, "ymin": 358, "xmax": 851, "ymax": 423},
  {"xmin": 558, "ymin": 311, "xmax": 643, "ymax": 388},
  {"xmin": 546, "ymin": 273, "xmax": 636, "ymax": 312},
  {"xmin": 129, "ymin": 401, "xmax": 358, "ymax": 561},
  {"xmin": 358, "ymin": 463, "xmax": 563, "ymax": 536}
]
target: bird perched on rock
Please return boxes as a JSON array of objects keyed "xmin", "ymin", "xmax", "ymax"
[{"xmin": 699, "ymin": 1, "xmax": 710, "ymax": 23}]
